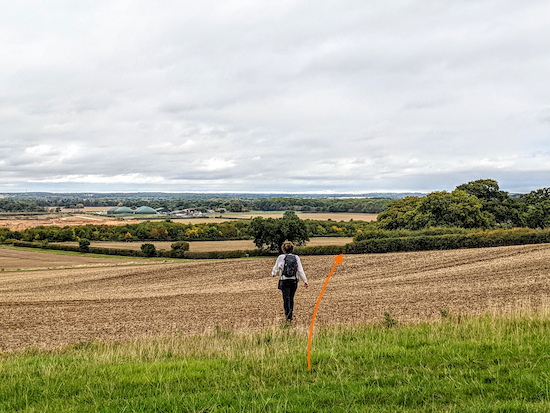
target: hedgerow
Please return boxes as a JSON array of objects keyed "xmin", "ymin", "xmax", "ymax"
[{"xmin": 5, "ymin": 227, "xmax": 550, "ymax": 259}]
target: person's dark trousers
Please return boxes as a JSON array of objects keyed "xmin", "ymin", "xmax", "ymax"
[{"xmin": 281, "ymin": 280, "xmax": 298, "ymax": 321}]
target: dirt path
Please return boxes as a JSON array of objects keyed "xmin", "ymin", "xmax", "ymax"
[{"xmin": 1, "ymin": 244, "xmax": 549, "ymax": 351}]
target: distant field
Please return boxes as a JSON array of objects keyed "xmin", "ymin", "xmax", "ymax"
[
  {"xmin": 0, "ymin": 246, "xmax": 159, "ymax": 271},
  {"xmin": 66, "ymin": 208, "xmax": 379, "ymax": 222},
  {"xmin": 220, "ymin": 212, "xmax": 378, "ymax": 221},
  {"xmin": 2, "ymin": 212, "xmax": 376, "ymax": 231},
  {"xmin": 57, "ymin": 237, "xmax": 354, "ymax": 252},
  {"xmin": 62, "ymin": 207, "xmax": 116, "ymax": 212}
]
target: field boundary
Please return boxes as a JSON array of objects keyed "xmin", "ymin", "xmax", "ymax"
[{"xmin": 4, "ymin": 227, "xmax": 550, "ymax": 259}]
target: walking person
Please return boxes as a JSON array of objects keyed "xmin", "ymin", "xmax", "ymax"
[{"xmin": 272, "ymin": 240, "xmax": 308, "ymax": 322}]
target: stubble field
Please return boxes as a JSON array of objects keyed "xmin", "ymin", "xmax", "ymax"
[{"xmin": 1, "ymin": 244, "xmax": 549, "ymax": 352}]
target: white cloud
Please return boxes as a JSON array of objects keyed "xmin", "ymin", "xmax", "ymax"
[{"xmin": 199, "ymin": 158, "xmax": 236, "ymax": 172}]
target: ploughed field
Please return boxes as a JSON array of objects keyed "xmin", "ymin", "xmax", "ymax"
[{"xmin": 1, "ymin": 244, "xmax": 550, "ymax": 351}]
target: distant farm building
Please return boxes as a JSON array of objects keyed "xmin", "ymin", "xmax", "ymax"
[
  {"xmin": 100, "ymin": 206, "xmax": 207, "ymax": 217},
  {"xmin": 113, "ymin": 207, "xmax": 134, "ymax": 214},
  {"xmin": 134, "ymin": 206, "xmax": 158, "ymax": 214}
]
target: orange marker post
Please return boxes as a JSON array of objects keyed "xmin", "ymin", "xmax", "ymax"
[{"xmin": 308, "ymin": 253, "xmax": 343, "ymax": 371}]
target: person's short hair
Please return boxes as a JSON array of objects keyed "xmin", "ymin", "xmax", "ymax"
[{"xmin": 282, "ymin": 240, "xmax": 294, "ymax": 254}]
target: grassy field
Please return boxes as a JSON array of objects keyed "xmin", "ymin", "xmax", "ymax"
[{"xmin": 1, "ymin": 311, "xmax": 550, "ymax": 412}]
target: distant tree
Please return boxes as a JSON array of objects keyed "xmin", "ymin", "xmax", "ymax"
[
  {"xmin": 170, "ymin": 241, "xmax": 190, "ymax": 258},
  {"xmin": 409, "ymin": 190, "xmax": 494, "ymax": 229},
  {"xmin": 456, "ymin": 179, "xmax": 508, "ymax": 202},
  {"xmin": 141, "ymin": 243, "xmax": 157, "ymax": 257},
  {"xmin": 523, "ymin": 188, "xmax": 550, "ymax": 205},
  {"xmin": 229, "ymin": 200, "xmax": 244, "ymax": 212},
  {"xmin": 525, "ymin": 201, "xmax": 550, "ymax": 229},
  {"xmin": 171, "ymin": 241, "xmax": 190, "ymax": 252},
  {"xmin": 377, "ymin": 190, "xmax": 494, "ymax": 230},
  {"xmin": 456, "ymin": 179, "xmax": 525, "ymax": 227},
  {"xmin": 376, "ymin": 197, "xmax": 422, "ymax": 230},
  {"xmin": 78, "ymin": 238, "xmax": 90, "ymax": 253},
  {"xmin": 251, "ymin": 214, "xmax": 309, "ymax": 251},
  {"xmin": 149, "ymin": 228, "xmax": 169, "ymax": 239}
]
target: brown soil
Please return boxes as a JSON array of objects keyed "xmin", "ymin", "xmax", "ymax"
[{"xmin": 1, "ymin": 244, "xmax": 549, "ymax": 351}]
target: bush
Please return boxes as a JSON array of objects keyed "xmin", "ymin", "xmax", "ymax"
[
  {"xmin": 169, "ymin": 241, "xmax": 189, "ymax": 257},
  {"xmin": 141, "ymin": 243, "xmax": 157, "ymax": 257},
  {"xmin": 294, "ymin": 245, "xmax": 345, "ymax": 256},
  {"xmin": 182, "ymin": 250, "xmax": 249, "ymax": 259},
  {"xmin": 171, "ymin": 241, "xmax": 190, "ymax": 251},
  {"xmin": 78, "ymin": 238, "xmax": 91, "ymax": 253}
]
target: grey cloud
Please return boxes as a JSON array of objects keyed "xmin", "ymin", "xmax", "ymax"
[{"xmin": 1, "ymin": 0, "xmax": 550, "ymax": 193}]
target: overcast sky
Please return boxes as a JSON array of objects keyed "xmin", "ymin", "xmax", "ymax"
[{"xmin": 2, "ymin": 0, "xmax": 550, "ymax": 194}]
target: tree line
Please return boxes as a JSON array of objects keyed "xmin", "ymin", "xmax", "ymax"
[
  {"xmin": 0, "ymin": 216, "xmax": 371, "ymax": 243},
  {"xmin": 375, "ymin": 179, "xmax": 550, "ymax": 230},
  {"xmin": 0, "ymin": 200, "xmax": 45, "ymax": 213},
  {"xmin": 0, "ymin": 195, "xmax": 392, "ymax": 214}
]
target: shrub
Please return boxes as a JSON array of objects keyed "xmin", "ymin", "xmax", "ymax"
[
  {"xmin": 141, "ymin": 243, "xmax": 157, "ymax": 257},
  {"xmin": 78, "ymin": 238, "xmax": 91, "ymax": 253},
  {"xmin": 171, "ymin": 241, "xmax": 190, "ymax": 252}
]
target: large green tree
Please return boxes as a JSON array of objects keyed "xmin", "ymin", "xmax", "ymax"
[
  {"xmin": 456, "ymin": 179, "xmax": 526, "ymax": 227},
  {"xmin": 377, "ymin": 190, "xmax": 494, "ymax": 230},
  {"xmin": 251, "ymin": 211, "xmax": 309, "ymax": 251},
  {"xmin": 376, "ymin": 197, "xmax": 421, "ymax": 230},
  {"xmin": 523, "ymin": 189, "xmax": 550, "ymax": 228}
]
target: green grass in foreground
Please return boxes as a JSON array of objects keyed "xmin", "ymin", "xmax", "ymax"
[{"xmin": 1, "ymin": 312, "xmax": 550, "ymax": 412}]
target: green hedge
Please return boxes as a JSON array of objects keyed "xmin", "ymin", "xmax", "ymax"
[
  {"xmin": 11, "ymin": 241, "xmax": 145, "ymax": 257},
  {"xmin": 294, "ymin": 245, "xmax": 345, "ymax": 256},
  {"xmin": 7, "ymin": 241, "xmax": 275, "ymax": 260},
  {"xmin": 344, "ymin": 228, "xmax": 550, "ymax": 254},
  {"xmin": 7, "ymin": 228, "xmax": 550, "ymax": 259}
]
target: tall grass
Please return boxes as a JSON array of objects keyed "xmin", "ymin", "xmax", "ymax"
[{"xmin": 2, "ymin": 311, "xmax": 550, "ymax": 412}]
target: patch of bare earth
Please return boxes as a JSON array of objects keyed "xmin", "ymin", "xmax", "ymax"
[{"xmin": 1, "ymin": 244, "xmax": 550, "ymax": 351}]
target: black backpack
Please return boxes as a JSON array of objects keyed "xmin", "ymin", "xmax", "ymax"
[{"xmin": 282, "ymin": 254, "xmax": 298, "ymax": 278}]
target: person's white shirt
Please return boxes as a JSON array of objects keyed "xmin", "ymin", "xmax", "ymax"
[{"xmin": 271, "ymin": 253, "xmax": 308, "ymax": 284}]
